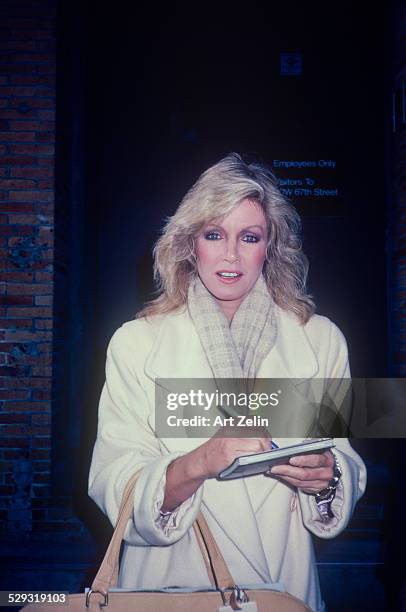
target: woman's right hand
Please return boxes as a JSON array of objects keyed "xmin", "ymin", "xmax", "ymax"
[
  {"xmin": 191, "ymin": 425, "xmax": 272, "ymax": 479},
  {"xmin": 162, "ymin": 426, "xmax": 271, "ymax": 512}
]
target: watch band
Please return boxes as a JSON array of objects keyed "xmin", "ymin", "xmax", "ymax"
[{"xmin": 314, "ymin": 452, "xmax": 342, "ymax": 518}]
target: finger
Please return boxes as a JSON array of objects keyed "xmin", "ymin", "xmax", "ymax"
[
  {"xmin": 269, "ymin": 465, "xmax": 333, "ymax": 481},
  {"xmin": 258, "ymin": 436, "xmax": 272, "ymax": 451},
  {"xmin": 269, "ymin": 474, "xmax": 329, "ymax": 491},
  {"xmin": 289, "ymin": 452, "xmax": 333, "ymax": 468},
  {"xmin": 299, "ymin": 484, "xmax": 330, "ymax": 494},
  {"xmin": 235, "ymin": 438, "xmax": 270, "ymax": 454}
]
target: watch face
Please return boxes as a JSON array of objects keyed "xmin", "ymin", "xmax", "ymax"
[{"xmin": 315, "ymin": 487, "xmax": 335, "ymax": 502}]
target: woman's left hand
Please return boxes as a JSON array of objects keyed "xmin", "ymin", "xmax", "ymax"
[{"xmin": 265, "ymin": 450, "xmax": 335, "ymax": 494}]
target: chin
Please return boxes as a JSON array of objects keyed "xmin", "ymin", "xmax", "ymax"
[{"xmin": 208, "ymin": 286, "xmax": 247, "ymax": 302}]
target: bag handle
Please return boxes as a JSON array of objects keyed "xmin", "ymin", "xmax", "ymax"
[
  {"xmin": 90, "ymin": 470, "xmax": 142, "ymax": 595},
  {"xmin": 90, "ymin": 470, "xmax": 236, "ymax": 596},
  {"xmin": 194, "ymin": 511, "xmax": 235, "ymax": 591}
]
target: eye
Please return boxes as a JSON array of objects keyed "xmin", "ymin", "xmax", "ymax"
[
  {"xmin": 204, "ymin": 231, "xmax": 222, "ymax": 240},
  {"xmin": 242, "ymin": 233, "xmax": 260, "ymax": 243}
]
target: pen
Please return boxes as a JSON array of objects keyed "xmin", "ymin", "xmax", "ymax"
[{"xmin": 271, "ymin": 440, "xmax": 279, "ymax": 450}]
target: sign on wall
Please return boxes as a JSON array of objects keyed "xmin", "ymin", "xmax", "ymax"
[{"xmin": 272, "ymin": 157, "xmax": 342, "ymax": 215}]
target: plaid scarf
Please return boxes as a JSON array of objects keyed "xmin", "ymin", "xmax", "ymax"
[{"xmin": 187, "ymin": 274, "xmax": 277, "ymax": 385}]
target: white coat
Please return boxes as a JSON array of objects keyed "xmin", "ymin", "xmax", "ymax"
[{"xmin": 88, "ymin": 305, "xmax": 367, "ymax": 612}]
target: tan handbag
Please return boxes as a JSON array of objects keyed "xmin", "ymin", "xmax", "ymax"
[{"xmin": 23, "ymin": 471, "xmax": 311, "ymax": 611}]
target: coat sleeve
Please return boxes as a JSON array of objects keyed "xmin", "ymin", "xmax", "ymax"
[
  {"xmin": 88, "ymin": 323, "xmax": 204, "ymax": 546},
  {"xmin": 297, "ymin": 320, "xmax": 367, "ymax": 538}
]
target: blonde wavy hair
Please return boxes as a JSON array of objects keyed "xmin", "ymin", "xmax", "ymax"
[{"xmin": 137, "ymin": 152, "xmax": 315, "ymax": 324}]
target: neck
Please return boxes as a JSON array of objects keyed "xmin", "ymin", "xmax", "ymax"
[{"xmin": 216, "ymin": 298, "xmax": 244, "ymax": 323}]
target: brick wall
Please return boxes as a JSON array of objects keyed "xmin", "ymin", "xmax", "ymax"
[
  {"xmin": 391, "ymin": 0, "xmax": 406, "ymax": 376},
  {"xmin": 0, "ymin": 0, "xmax": 83, "ymax": 540}
]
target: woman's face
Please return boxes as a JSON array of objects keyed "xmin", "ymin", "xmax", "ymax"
[{"xmin": 195, "ymin": 198, "xmax": 268, "ymax": 321}]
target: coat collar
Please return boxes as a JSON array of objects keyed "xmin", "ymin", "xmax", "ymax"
[
  {"xmin": 143, "ymin": 306, "xmax": 319, "ymax": 382},
  {"xmin": 143, "ymin": 306, "xmax": 319, "ymax": 582}
]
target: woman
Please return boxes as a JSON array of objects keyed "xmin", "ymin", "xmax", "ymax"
[{"xmin": 88, "ymin": 153, "xmax": 366, "ymax": 612}]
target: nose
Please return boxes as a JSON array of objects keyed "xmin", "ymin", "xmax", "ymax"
[
  {"xmin": 224, "ymin": 253, "xmax": 240, "ymax": 263},
  {"xmin": 223, "ymin": 241, "xmax": 240, "ymax": 263}
]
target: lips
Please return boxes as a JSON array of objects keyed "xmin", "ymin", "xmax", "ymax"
[
  {"xmin": 216, "ymin": 270, "xmax": 243, "ymax": 283},
  {"xmin": 216, "ymin": 270, "xmax": 243, "ymax": 277}
]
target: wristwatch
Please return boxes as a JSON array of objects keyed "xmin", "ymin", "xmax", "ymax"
[{"xmin": 314, "ymin": 452, "xmax": 342, "ymax": 519}]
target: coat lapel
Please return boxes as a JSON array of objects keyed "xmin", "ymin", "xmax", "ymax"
[{"xmin": 257, "ymin": 305, "xmax": 319, "ymax": 380}]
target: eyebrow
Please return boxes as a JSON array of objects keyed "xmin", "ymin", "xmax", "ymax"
[{"xmin": 204, "ymin": 223, "xmax": 266, "ymax": 232}]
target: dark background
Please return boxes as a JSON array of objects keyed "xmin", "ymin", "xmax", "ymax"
[
  {"xmin": 83, "ymin": 1, "xmax": 387, "ymax": 374},
  {"xmin": 52, "ymin": 2, "xmax": 401, "ymax": 611}
]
